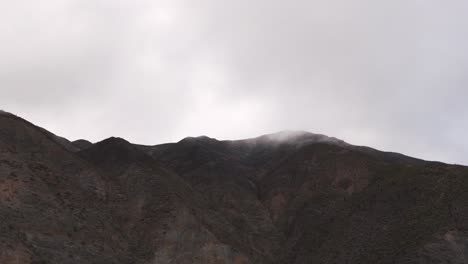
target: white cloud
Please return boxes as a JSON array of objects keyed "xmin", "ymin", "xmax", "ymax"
[{"xmin": 1, "ymin": 0, "xmax": 467, "ymax": 164}]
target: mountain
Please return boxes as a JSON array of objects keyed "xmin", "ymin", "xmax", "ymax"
[
  {"xmin": 1, "ymin": 111, "xmax": 468, "ymax": 264},
  {"xmin": 71, "ymin": 139, "xmax": 93, "ymax": 151}
]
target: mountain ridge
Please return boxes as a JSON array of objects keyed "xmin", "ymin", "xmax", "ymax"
[{"xmin": 1, "ymin": 110, "xmax": 468, "ymax": 263}]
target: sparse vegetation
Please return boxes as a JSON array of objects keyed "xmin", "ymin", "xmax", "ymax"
[{"xmin": 1, "ymin": 113, "xmax": 468, "ymax": 263}]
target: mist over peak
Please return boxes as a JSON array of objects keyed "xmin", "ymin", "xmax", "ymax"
[
  {"xmin": 252, "ymin": 130, "xmax": 347, "ymax": 146},
  {"xmin": 179, "ymin": 135, "xmax": 218, "ymax": 143}
]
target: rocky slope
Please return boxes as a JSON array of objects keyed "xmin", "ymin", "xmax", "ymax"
[{"xmin": 1, "ymin": 111, "xmax": 467, "ymax": 263}]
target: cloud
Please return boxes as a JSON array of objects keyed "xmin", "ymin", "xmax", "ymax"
[{"xmin": 1, "ymin": 0, "xmax": 467, "ymax": 164}]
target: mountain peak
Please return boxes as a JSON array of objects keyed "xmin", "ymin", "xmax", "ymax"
[
  {"xmin": 100, "ymin": 136, "xmax": 130, "ymax": 145},
  {"xmin": 179, "ymin": 135, "xmax": 218, "ymax": 143},
  {"xmin": 254, "ymin": 130, "xmax": 347, "ymax": 146},
  {"xmin": 261, "ymin": 130, "xmax": 313, "ymax": 141},
  {"xmin": 78, "ymin": 136, "xmax": 153, "ymax": 172},
  {"xmin": 88, "ymin": 137, "xmax": 137, "ymax": 156},
  {"xmin": 0, "ymin": 109, "xmax": 20, "ymax": 119},
  {"xmin": 72, "ymin": 139, "xmax": 93, "ymax": 150}
]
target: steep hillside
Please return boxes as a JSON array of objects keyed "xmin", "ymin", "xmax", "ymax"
[
  {"xmin": 142, "ymin": 132, "xmax": 468, "ymax": 263},
  {"xmin": 0, "ymin": 111, "xmax": 120, "ymax": 263},
  {"xmin": 1, "ymin": 111, "xmax": 468, "ymax": 263}
]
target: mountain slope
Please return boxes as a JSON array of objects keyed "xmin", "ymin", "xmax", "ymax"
[
  {"xmin": 0, "ymin": 111, "xmax": 120, "ymax": 263},
  {"xmin": 141, "ymin": 131, "xmax": 468, "ymax": 263},
  {"xmin": 78, "ymin": 136, "xmax": 263, "ymax": 263},
  {"xmin": 1, "ymin": 112, "xmax": 468, "ymax": 264}
]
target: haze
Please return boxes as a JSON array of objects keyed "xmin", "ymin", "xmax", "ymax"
[{"xmin": 1, "ymin": 0, "xmax": 467, "ymax": 165}]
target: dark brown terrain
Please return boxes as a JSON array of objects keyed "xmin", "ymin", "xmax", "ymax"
[{"xmin": 1, "ymin": 110, "xmax": 468, "ymax": 264}]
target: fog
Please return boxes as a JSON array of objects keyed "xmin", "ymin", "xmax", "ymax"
[{"xmin": 1, "ymin": 0, "xmax": 467, "ymax": 164}]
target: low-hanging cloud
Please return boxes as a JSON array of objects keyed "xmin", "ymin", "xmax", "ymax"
[{"xmin": 1, "ymin": 0, "xmax": 467, "ymax": 164}]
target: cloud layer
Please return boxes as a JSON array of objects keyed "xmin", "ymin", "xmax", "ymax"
[{"xmin": 1, "ymin": 0, "xmax": 468, "ymax": 164}]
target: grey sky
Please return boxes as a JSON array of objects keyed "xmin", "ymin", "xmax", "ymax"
[{"xmin": 1, "ymin": 0, "xmax": 468, "ymax": 165}]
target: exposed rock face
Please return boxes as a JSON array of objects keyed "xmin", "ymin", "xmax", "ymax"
[{"xmin": 1, "ymin": 111, "xmax": 468, "ymax": 263}]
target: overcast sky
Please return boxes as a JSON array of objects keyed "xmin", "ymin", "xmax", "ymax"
[{"xmin": 1, "ymin": 0, "xmax": 468, "ymax": 164}]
